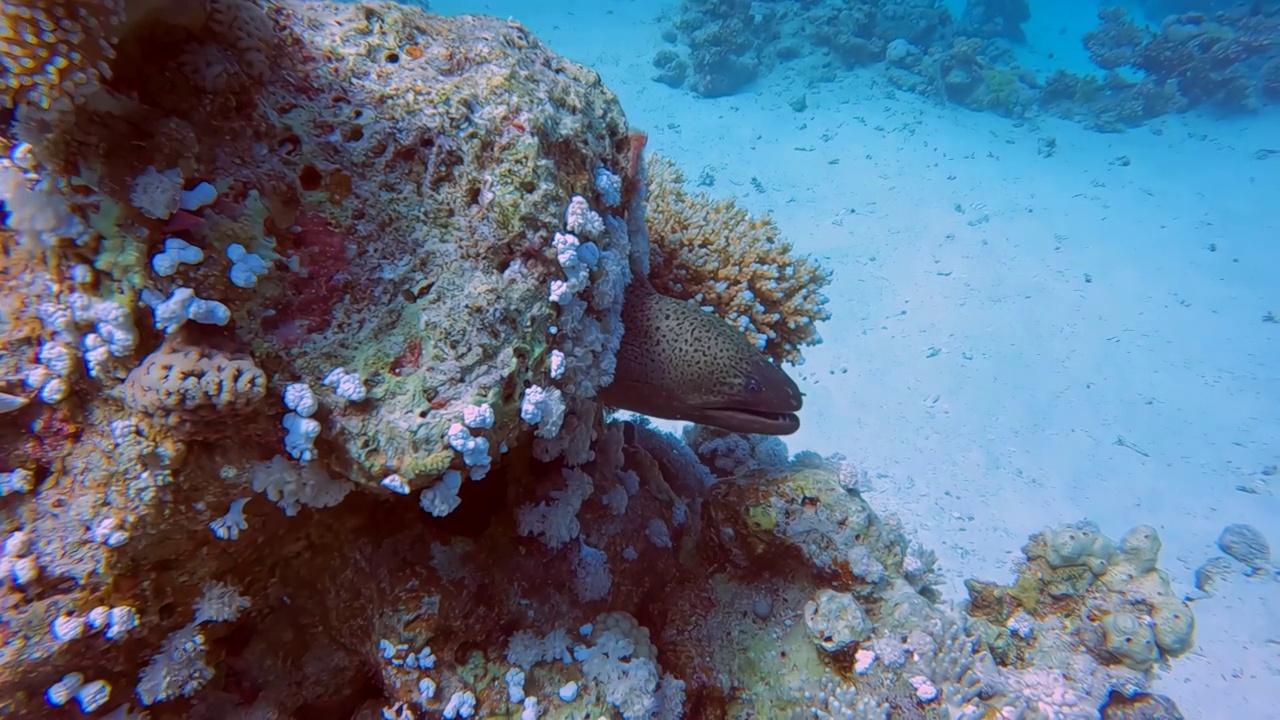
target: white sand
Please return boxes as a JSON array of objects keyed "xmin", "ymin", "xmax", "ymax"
[{"xmin": 434, "ymin": 0, "xmax": 1280, "ymax": 714}]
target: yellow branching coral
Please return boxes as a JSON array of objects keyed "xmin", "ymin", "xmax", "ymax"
[
  {"xmin": 0, "ymin": 0, "xmax": 126, "ymax": 109},
  {"xmin": 644, "ymin": 155, "xmax": 832, "ymax": 365}
]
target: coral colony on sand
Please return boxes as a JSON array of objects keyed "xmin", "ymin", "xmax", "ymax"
[
  {"xmin": 655, "ymin": 0, "xmax": 1280, "ymax": 130},
  {"xmin": 0, "ymin": 0, "xmax": 1258, "ymax": 718}
]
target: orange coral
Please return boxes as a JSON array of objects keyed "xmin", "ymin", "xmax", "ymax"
[{"xmin": 644, "ymin": 155, "xmax": 832, "ymax": 365}]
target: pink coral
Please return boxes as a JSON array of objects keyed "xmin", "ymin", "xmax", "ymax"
[{"xmin": 264, "ymin": 211, "xmax": 351, "ymax": 337}]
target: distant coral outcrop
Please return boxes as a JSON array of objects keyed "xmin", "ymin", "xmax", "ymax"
[{"xmin": 655, "ymin": 0, "xmax": 1280, "ymax": 129}]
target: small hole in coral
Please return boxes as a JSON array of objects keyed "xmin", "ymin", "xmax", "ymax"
[
  {"xmin": 384, "ymin": 51, "xmax": 400, "ymax": 64},
  {"xmin": 342, "ymin": 124, "xmax": 364, "ymax": 143},
  {"xmin": 298, "ymin": 165, "xmax": 323, "ymax": 192},
  {"xmin": 328, "ymin": 171, "xmax": 354, "ymax": 200}
]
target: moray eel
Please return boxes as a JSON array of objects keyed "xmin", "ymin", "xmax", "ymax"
[{"xmin": 599, "ymin": 280, "xmax": 804, "ymax": 435}]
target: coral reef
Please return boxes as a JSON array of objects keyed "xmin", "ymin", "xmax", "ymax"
[
  {"xmin": 0, "ymin": 0, "xmax": 1203, "ymax": 718},
  {"xmin": 657, "ymin": 0, "xmax": 1280, "ymax": 129},
  {"xmin": 964, "ymin": 522, "xmax": 1195, "ymax": 675},
  {"xmin": 657, "ymin": 0, "xmax": 956, "ymax": 95},
  {"xmin": 1085, "ymin": 7, "xmax": 1280, "ymax": 112},
  {"xmin": 5, "ymin": 0, "xmax": 638, "ymax": 493},
  {"xmin": 659, "ymin": 0, "xmax": 781, "ymax": 97},
  {"xmin": 883, "ymin": 35, "xmax": 1040, "ymax": 119},
  {"xmin": 805, "ymin": 0, "xmax": 954, "ymax": 67},
  {"xmin": 0, "ymin": 0, "xmax": 632, "ymax": 713}
]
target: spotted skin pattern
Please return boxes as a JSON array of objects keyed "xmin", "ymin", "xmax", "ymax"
[{"xmin": 599, "ymin": 281, "xmax": 803, "ymax": 435}]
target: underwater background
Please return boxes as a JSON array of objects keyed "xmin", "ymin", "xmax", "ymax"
[{"xmin": 0, "ymin": 0, "xmax": 1276, "ymax": 717}]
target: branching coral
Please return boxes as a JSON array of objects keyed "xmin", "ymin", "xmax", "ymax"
[
  {"xmin": 644, "ymin": 155, "xmax": 831, "ymax": 365},
  {"xmin": 965, "ymin": 522, "xmax": 1195, "ymax": 677}
]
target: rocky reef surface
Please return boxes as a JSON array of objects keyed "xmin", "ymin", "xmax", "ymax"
[{"xmin": 0, "ymin": 0, "xmax": 1205, "ymax": 717}]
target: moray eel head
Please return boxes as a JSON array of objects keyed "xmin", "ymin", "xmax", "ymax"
[
  {"xmin": 600, "ymin": 283, "xmax": 804, "ymax": 435},
  {"xmin": 687, "ymin": 353, "xmax": 803, "ymax": 435}
]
